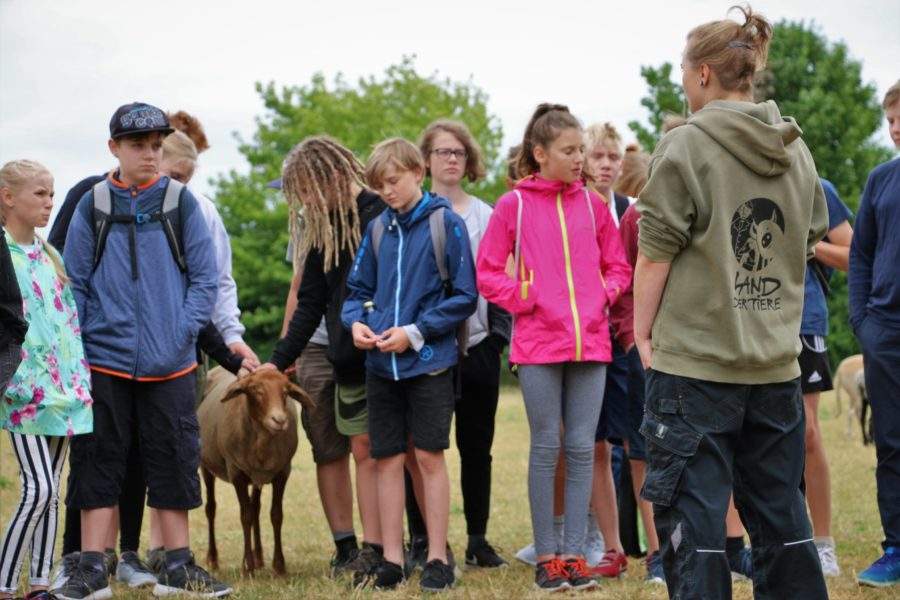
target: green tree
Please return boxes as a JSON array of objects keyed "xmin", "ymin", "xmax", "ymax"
[
  {"xmin": 627, "ymin": 63, "xmax": 686, "ymax": 152},
  {"xmin": 628, "ymin": 21, "xmax": 893, "ymax": 365},
  {"xmin": 211, "ymin": 57, "xmax": 505, "ymax": 354}
]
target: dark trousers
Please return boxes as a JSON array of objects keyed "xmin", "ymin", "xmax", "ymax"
[
  {"xmin": 857, "ymin": 317, "xmax": 900, "ymax": 549},
  {"xmin": 642, "ymin": 369, "xmax": 826, "ymax": 600},
  {"xmin": 62, "ymin": 438, "xmax": 146, "ymax": 555},
  {"xmin": 407, "ymin": 337, "xmax": 502, "ymax": 538}
]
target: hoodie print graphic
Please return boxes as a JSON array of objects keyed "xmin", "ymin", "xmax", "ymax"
[{"xmin": 731, "ymin": 197, "xmax": 786, "ymax": 311}]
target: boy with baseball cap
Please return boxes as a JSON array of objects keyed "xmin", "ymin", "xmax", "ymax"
[{"xmin": 55, "ymin": 102, "xmax": 230, "ymax": 599}]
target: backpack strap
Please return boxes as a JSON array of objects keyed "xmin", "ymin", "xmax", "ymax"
[
  {"xmin": 157, "ymin": 180, "xmax": 187, "ymax": 273},
  {"xmin": 428, "ymin": 207, "xmax": 449, "ymax": 287},
  {"xmin": 90, "ymin": 179, "xmax": 187, "ymax": 275}
]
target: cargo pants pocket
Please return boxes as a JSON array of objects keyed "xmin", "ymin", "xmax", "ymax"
[{"xmin": 640, "ymin": 409, "xmax": 702, "ymax": 507}]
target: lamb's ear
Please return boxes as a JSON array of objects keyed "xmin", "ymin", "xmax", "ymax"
[
  {"xmin": 221, "ymin": 382, "xmax": 247, "ymax": 403},
  {"xmin": 287, "ymin": 381, "xmax": 315, "ymax": 410}
]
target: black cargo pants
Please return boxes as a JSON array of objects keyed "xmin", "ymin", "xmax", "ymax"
[{"xmin": 641, "ymin": 369, "xmax": 827, "ymax": 600}]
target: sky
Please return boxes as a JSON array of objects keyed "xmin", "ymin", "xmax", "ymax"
[{"xmin": 1, "ymin": 0, "xmax": 898, "ymax": 231}]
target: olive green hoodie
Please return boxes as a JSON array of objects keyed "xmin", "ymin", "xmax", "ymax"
[{"xmin": 637, "ymin": 100, "xmax": 828, "ymax": 384}]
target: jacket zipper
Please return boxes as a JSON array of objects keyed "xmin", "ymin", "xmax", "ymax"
[
  {"xmin": 555, "ymin": 191, "xmax": 583, "ymax": 361},
  {"xmin": 131, "ymin": 186, "xmax": 141, "ymax": 377},
  {"xmin": 391, "ymin": 219, "xmax": 403, "ymax": 381}
]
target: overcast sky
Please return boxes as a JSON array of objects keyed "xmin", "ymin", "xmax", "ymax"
[{"xmin": 1, "ymin": 0, "xmax": 897, "ymax": 231}]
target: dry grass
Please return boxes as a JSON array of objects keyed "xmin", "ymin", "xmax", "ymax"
[{"xmin": 0, "ymin": 387, "xmax": 896, "ymax": 598}]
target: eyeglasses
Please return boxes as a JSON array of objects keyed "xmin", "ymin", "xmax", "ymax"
[{"xmin": 432, "ymin": 148, "xmax": 468, "ymax": 160}]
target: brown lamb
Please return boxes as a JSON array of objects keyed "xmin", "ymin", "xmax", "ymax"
[{"xmin": 198, "ymin": 367, "xmax": 314, "ymax": 575}]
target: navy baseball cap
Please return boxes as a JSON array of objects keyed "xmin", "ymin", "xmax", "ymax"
[
  {"xmin": 109, "ymin": 102, "xmax": 174, "ymax": 139},
  {"xmin": 267, "ymin": 178, "xmax": 282, "ymax": 189}
]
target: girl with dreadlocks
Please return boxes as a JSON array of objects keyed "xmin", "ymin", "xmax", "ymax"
[{"xmin": 261, "ymin": 136, "xmax": 387, "ymax": 583}]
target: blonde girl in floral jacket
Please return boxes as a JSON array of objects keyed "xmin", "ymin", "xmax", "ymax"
[{"xmin": 0, "ymin": 160, "xmax": 92, "ymax": 600}]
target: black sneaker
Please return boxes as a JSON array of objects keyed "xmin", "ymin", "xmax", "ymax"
[
  {"xmin": 534, "ymin": 558, "xmax": 570, "ymax": 593},
  {"xmin": 421, "ymin": 559, "xmax": 455, "ymax": 592},
  {"xmin": 564, "ymin": 557, "xmax": 598, "ymax": 591},
  {"xmin": 370, "ymin": 561, "xmax": 406, "ymax": 590},
  {"xmin": 102, "ymin": 550, "xmax": 117, "ymax": 578},
  {"xmin": 465, "ymin": 540, "xmax": 508, "ymax": 568},
  {"xmin": 348, "ymin": 544, "xmax": 384, "ymax": 588},
  {"xmin": 728, "ymin": 546, "xmax": 753, "ymax": 581},
  {"xmin": 405, "ymin": 536, "xmax": 428, "ymax": 572},
  {"xmin": 330, "ymin": 545, "xmax": 360, "ymax": 579},
  {"xmin": 53, "ymin": 565, "xmax": 112, "ymax": 600},
  {"xmin": 146, "ymin": 547, "xmax": 166, "ymax": 576},
  {"xmin": 154, "ymin": 554, "xmax": 232, "ymax": 597},
  {"xmin": 50, "ymin": 552, "xmax": 80, "ymax": 591}
]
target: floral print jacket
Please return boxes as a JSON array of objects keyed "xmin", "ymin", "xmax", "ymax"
[{"xmin": 1, "ymin": 230, "xmax": 92, "ymax": 436}]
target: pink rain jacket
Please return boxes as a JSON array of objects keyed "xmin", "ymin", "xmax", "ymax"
[{"xmin": 476, "ymin": 175, "xmax": 631, "ymax": 365}]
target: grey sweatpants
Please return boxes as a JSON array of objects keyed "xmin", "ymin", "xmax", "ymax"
[{"xmin": 519, "ymin": 362, "xmax": 607, "ymax": 556}]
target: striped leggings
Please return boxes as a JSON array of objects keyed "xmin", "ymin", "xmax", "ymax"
[{"xmin": 0, "ymin": 433, "xmax": 68, "ymax": 593}]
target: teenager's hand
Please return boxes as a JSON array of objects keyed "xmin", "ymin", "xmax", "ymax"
[
  {"xmin": 376, "ymin": 326, "xmax": 410, "ymax": 353},
  {"xmin": 352, "ymin": 322, "xmax": 379, "ymax": 350},
  {"xmin": 229, "ymin": 342, "xmax": 261, "ymax": 369},
  {"xmin": 636, "ymin": 337, "xmax": 653, "ymax": 370}
]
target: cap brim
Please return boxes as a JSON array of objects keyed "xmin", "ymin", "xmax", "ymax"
[
  {"xmin": 267, "ymin": 178, "xmax": 282, "ymax": 190},
  {"xmin": 111, "ymin": 126, "xmax": 175, "ymax": 139}
]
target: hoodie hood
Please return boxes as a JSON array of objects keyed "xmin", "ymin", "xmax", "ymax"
[
  {"xmin": 689, "ymin": 100, "xmax": 802, "ymax": 177},
  {"xmin": 515, "ymin": 174, "xmax": 586, "ymax": 196}
]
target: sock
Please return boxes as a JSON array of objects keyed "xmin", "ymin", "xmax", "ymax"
[
  {"xmin": 79, "ymin": 551, "xmax": 106, "ymax": 573},
  {"xmin": 467, "ymin": 534, "xmax": 486, "ymax": 551},
  {"xmin": 333, "ymin": 530, "xmax": 356, "ymax": 543},
  {"xmin": 814, "ymin": 536, "xmax": 834, "ymax": 548},
  {"xmin": 164, "ymin": 547, "xmax": 192, "ymax": 571},
  {"xmin": 726, "ymin": 536, "xmax": 746, "ymax": 556}
]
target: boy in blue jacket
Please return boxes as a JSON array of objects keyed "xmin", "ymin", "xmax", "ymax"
[
  {"xmin": 850, "ymin": 81, "xmax": 900, "ymax": 588},
  {"xmin": 342, "ymin": 138, "xmax": 477, "ymax": 591},
  {"xmin": 56, "ymin": 103, "xmax": 229, "ymax": 599}
]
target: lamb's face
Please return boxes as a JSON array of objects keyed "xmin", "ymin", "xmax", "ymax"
[{"xmin": 224, "ymin": 371, "xmax": 314, "ymax": 434}]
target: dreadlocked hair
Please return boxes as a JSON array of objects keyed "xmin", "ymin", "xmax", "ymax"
[{"xmin": 281, "ymin": 136, "xmax": 365, "ymax": 272}]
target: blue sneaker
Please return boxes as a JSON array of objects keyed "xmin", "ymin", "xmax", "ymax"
[
  {"xmin": 857, "ymin": 547, "xmax": 900, "ymax": 587},
  {"xmin": 645, "ymin": 551, "xmax": 665, "ymax": 585}
]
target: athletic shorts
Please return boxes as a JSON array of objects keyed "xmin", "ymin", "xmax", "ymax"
[
  {"xmin": 366, "ymin": 369, "xmax": 454, "ymax": 459},
  {"xmin": 596, "ymin": 340, "xmax": 628, "ymax": 445},
  {"xmin": 798, "ymin": 335, "xmax": 833, "ymax": 394},
  {"xmin": 67, "ymin": 371, "xmax": 201, "ymax": 510},
  {"xmin": 336, "ymin": 382, "xmax": 368, "ymax": 437},
  {"xmin": 295, "ymin": 343, "xmax": 350, "ymax": 464}
]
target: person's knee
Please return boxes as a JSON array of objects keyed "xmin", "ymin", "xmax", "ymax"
[
  {"xmin": 375, "ymin": 453, "xmax": 405, "ymax": 475},
  {"xmin": 414, "ymin": 448, "xmax": 446, "ymax": 476},
  {"xmin": 593, "ymin": 441, "xmax": 611, "ymax": 464},
  {"xmin": 350, "ymin": 435, "xmax": 372, "ymax": 463},
  {"xmin": 804, "ymin": 420, "xmax": 821, "ymax": 451}
]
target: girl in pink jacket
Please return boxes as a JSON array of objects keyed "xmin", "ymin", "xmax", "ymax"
[{"xmin": 477, "ymin": 104, "xmax": 631, "ymax": 592}]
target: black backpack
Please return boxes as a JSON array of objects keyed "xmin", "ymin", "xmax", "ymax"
[{"xmin": 90, "ymin": 179, "xmax": 187, "ymax": 278}]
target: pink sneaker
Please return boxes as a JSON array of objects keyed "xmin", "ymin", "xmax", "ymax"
[{"xmin": 590, "ymin": 549, "xmax": 628, "ymax": 578}]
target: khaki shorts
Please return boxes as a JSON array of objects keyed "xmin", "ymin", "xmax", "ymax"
[{"xmin": 296, "ymin": 343, "xmax": 350, "ymax": 464}]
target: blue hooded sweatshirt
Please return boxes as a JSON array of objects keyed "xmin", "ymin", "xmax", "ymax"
[
  {"xmin": 342, "ymin": 192, "xmax": 478, "ymax": 381},
  {"xmin": 64, "ymin": 174, "xmax": 217, "ymax": 380}
]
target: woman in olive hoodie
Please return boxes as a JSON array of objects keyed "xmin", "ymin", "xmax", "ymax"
[{"xmin": 633, "ymin": 6, "xmax": 829, "ymax": 600}]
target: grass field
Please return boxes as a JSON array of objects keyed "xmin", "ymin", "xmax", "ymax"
[{"xmin": 0, "ymin": 387, "xmax": 896, "ymax": 599}]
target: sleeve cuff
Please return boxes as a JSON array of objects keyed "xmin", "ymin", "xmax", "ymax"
[{"xmin": 403, "ymin": 324, "xmax": 425, "ymax": 352}]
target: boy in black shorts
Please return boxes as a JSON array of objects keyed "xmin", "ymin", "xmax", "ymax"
[
  {"xmin": 56, "ymin": 103, "xmax": 229, "ymax": 599},
  {"xmin": 342, "ymin": 138, "xmax": 477, "ymax": 591}
]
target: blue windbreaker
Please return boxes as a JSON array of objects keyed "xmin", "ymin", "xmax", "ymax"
[
  {"xmin": 64, "ymin": 174, "xmax": 217, "ymax": 380},
  {"xmin": 342, "ymin": 192, "xmax": 477, "ymax": 380}
]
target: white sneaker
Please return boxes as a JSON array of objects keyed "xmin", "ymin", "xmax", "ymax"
[
  {"xmin": 515, "ymin": 543, "xmax": 537, "ymax": 566},
  {"xmin": 816, "ymin": 542, "xmax": 840, "ymax": 577},
  {"xmin": 584, "ymin": 528, "xmax": 606, "ymax": 567}
]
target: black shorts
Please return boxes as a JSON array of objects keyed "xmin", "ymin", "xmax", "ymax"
[
  {"xmin": 366, "ymin": 369, "xmax": 454, "ymax": 459},
  {"xmin": 595, "ymin": 340, "xmax": 628, "ymax": 445},
  {"xmin": 625, "ymin": 346, "xmax": 648, "ymax": 461},
  {"xmin": 798, "ymin": 335, "xmax": 833, "ymax": 394},
  {"xmin": 67, "ymin": 371, "xmax": 201, "ymax": 511}
]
